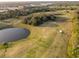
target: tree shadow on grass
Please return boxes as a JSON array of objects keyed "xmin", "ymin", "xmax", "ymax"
[{"xmin": 38, "ymin": 17, "xmax": 69, "ymax": 27}]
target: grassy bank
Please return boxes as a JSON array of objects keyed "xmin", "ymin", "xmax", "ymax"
[{"xmin": 67, "ymin": 11, "xmax": 79, "ymax": 57}]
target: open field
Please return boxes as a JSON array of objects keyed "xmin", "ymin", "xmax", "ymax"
[
  {"xmin": 0, "ymin": 10, "xmax": 73, "ymax": 57},
  {"xmin": 0, "ymin": 1, "xmax": 79, "ymax": 58}
]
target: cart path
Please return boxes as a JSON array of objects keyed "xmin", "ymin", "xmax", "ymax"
[{"xmin": 41, "ymin": 21, "xmax": 72, "ymax": 58}]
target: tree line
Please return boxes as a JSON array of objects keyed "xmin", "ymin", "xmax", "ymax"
[
  {"xmin": 0, "ymin": 5, "xmax": 76, "ymax": 20},
  {"xmin": 24, "ymin": 12, "xmax": 56, "ymax": 26}
]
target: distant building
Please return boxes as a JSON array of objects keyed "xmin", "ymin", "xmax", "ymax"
[
  {"xmin": 0, "ymin": 10, "xmax": 8, "ymax": 13},
  {"xmin": 7, "ymin": 7, "xmax": 19, "ymax": 10},
  {"xmin": 18, "ymin": 6, "xmax": 24, "ymax": 10}
]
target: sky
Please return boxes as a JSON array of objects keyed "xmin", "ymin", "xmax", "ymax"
[{"xmin": 0, "ymin": 0, "xmax": 78, "ymax": 2}]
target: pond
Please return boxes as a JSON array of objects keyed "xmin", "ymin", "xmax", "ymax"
[{"xmin": 0, "ymin": 28, "xmax": 30, "ymax": 44}]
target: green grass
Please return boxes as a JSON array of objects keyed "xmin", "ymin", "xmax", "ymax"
[{"xmin": 0, "ymin": 10, "xmax": 73, "ymax": 58}]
